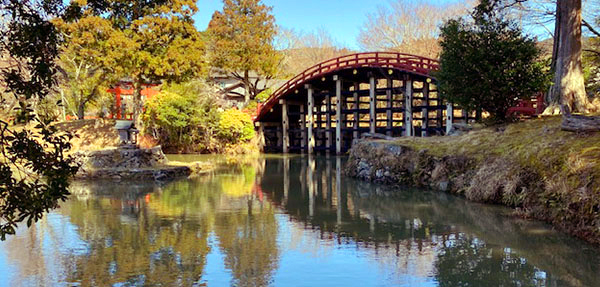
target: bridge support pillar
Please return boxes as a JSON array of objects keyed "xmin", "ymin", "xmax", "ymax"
[
  {"xmin": 280, "ymin": 99, "xmax": 289, "ymax": 153},
  {"xmin": 422, "ymin": 81, "xmax": 430, "ymax": 137},
  {"xmin": 446, "ymin": 103, "xmax": 454, "ymax": 134},
  {"xmin": 353, "ymin": 83, "xmax": 360, "ymax": 140},
  {"xmin": 335, "ymin": 75, "xmax": 342, "ymax": 155},
  {"xmin": 369, "ymin": 76, "xmax": 376, "ymax": 134},
  {"xmin": 326, "ymin": 93, "xmax": 332, "ymax": 152},
  {"xmin": 300, "ymin": 104, "xmax": 306, "ymax": 153},
  {"xmin": 386, "ymin": 78, "xmax": 393, "ymax": 137},
  {"xmin": 306, "ymin": 84, "xmax": 315, "ymax": 154},
  {"xmin": 256, "ymin": 122, "xmax": 265, "ymax": 152},
  {"xmin": 404, "ymin": 80, "xmax": 413, "ymax": 137}
]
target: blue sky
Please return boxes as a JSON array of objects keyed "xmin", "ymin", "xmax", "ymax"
[{"xmin": 194, "ymin": 0, "xmax": 466, "ymax": 50}]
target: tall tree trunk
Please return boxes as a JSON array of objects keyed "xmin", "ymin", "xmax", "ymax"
[
  {"xmin": 243, "ymin": 70, "xmax": 250, "ymax": 105},
  {"xmin": 546, "ymin": 0, "xmax": 589, "ymax": 114},
  {"xmin": 132, "ymin": 77, "xmax": 143, "ymax": 128},
  {"xmin": 60, "ymin": 90, "xmax": 66, "ymax": 121},
  {"xmin": 77, "ymin": 100, "xmax": 85, "ymax": 120}
]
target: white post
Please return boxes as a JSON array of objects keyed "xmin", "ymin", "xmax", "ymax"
[
  {"xmin": 326, "ymin": 94, "xmax": 332, "ymax": 151},
  {"xmin": 404, "ymin": 80, "xmax": 413, "ymax": 137},
  {"xmin": 369, "ymin": 76, "xmax": 376, "ymax": 134},
  {"xmin": 335, "ymin": 75, "xmax": 342, "ymax": 154},
  {"xmin": 306, "ymin": 84, "xmax": 315, "ymax": 154},
  {"xmin": 386, "ymin": 78, "xmax": 393, "ymax": 137},
  {"xmin": 353, "ymin": 83, "xmax": 360, "ymax": 140},
  {"xmin": 446, "ymin": 103, "xmax": 454, "ymax": 134},
  {"xmin": 422, "ymin": 82, "xmax": 429, "ymax": 137},
  {"xmin": 300, "ymin": 104, "xmax": 306, "ymax": 153},
  {"xmin": 280, "ymin": 99, "xmax": 289, "ymax": 153}
]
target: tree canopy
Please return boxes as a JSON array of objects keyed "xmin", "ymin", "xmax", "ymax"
[
  {"xmin": 357, "ymin": 0, "xmax": 471, "ymax": 59},
  {"xmin": 0, "ymin": 0, "xmax": 82, "ymax": 239},
  {"xmin": 207, "ymin": 0, "xmax": 280, "ymax": 103},
  {"xmin": 54, "ymin": 16, "xmax": 126, "ymax": 119}
]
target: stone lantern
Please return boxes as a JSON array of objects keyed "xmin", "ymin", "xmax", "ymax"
[{"xmin": 115, "ymin": 120, "xmax": 138, "ymax": 147}]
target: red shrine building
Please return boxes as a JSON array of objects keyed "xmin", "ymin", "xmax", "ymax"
[{"xmin": 107, "ymin": 81, "xmax": 160, "ymax": 120}]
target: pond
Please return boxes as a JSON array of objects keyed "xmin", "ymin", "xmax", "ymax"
[{"xmin": 1, "ymin": 155, "xmax": 599, "ymax": 286}]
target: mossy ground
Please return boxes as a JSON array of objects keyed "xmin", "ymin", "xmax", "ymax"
[{"xmin": 356, "ymin": 116, "xmax": 600, "ymax": 245}]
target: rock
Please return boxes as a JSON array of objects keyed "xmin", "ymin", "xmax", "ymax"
[
  {"xmin": 74, "ymin": 145, "xmax": 190, "ymax": 181},
  {"xmin": 438, "ymin": 181, "xmax": 449, "ymax": 191},
  {"xmin": 360, "ymin": 132, "xmax": 396, "ymax": 141},
  {"xmin": 561, "ymin": 114, "xmax": 600, "ymax": 132},
  {"xmin": 447, "ymin": 123, "xmax": 473, "ymax": 136}
]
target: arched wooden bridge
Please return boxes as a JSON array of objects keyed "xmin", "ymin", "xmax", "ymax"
[{"xmin": 255, "ymin": 52, "xmax": 474, "ymax": 154}]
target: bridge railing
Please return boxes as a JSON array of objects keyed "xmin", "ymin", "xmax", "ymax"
[{"xmin": 257, "ymin": 52, "xmax": 439, "ymax": 121}]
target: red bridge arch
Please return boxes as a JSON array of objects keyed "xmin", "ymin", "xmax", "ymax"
[
  {"xmin": 256, "ymin": 52, "xmax": 439, "ymax": 122},
  {"xmin": 253, "ymin": 52, "xmax": 474, "ymax": 154}
]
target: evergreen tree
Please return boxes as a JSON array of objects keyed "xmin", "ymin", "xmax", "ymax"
[{"xmin": 436, "ymin": 0, "xmax": 549, "ymax": 122}]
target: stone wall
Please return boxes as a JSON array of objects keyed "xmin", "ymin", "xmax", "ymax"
[{"xmin": 344, "ymin": 140, "xmax": 474, "ymax": 193}]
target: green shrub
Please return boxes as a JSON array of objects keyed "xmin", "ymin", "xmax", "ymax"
[
  {"xmin": 217, "ymin": 108, "xmax": 255, "ymax": 144},
  {"xmin": 143, "ymin": 81, "xmax": 220, "ymax": 152}
]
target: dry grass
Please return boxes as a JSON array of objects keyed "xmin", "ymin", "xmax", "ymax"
[
  {"xmin": 391, "ymin": 116, "xmax": 600, "ymax": 181},
  {"xmin": 53, "ymin": 119, "xmax": 120, "ymax": 152}
]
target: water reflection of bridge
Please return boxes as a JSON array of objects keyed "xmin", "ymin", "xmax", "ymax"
[
  {"xmin": 258, "ymin": 156, "xmax": 600, "ymax": 286},
  {"xmin": 254, "ymin": 52, "xmax": 478, "ymax": 154}
]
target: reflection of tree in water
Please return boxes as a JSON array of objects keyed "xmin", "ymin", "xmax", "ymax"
[
  {"xmin": 61, "ymin": 160, "xmax": 279, "ymax": 286},
  {"xmin": 436, "ymin": 233, "xmax": 542, "ymax": 287},
  {"xmin": 61, "ymin": 180, "xmax": 215, "ymax": 286},
  {"xmin": 214, "ymin": 199, "xmax": 279, "ymax": 287}
]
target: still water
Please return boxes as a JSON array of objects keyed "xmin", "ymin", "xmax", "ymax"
[{"xmin": 1, "ymin": 155, "xmax": 599, "ymax": 286}]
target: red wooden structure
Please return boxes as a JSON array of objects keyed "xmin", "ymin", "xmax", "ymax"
[
  {"xmin": 107, "ymin": 82, "xmax": 160, "ymax": 120},
  {"xmin": 506, "ymin": 93, "xmax": 545, "ymax": 118},
  {"xmin": 255, "ymin": 52, "xmax": 439, "ymax": 121}
]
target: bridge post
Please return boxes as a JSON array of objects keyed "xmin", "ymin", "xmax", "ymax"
[
  {"xmin": 300, "ymin": 104, "xmax": 306, "ymax": 153},
  {"xmin": 446, "ymin": 103, "xmax": 454, "ymax": 134},
  {"xmin": 335, "ymin": 75, "xmax": 342, "ymax": 155},
  {"xmin": 404, "ymin": 80, "xmax": 413, "ymax": 137},
  {"xmin": 369, "ymin": 76, "xmax": 376, "ymax": 134},
  {"xmin": 353, "ymin": 83, "xmax": 360, "ymax": 140},
  {"xmin": 326, "ymin": 93, "xmax": 332, "ymax": 152},
  {"xmin": 306, "ymin": 84, "xmax": 315, "ymax": 154},
  {"xmin": 280, "ymin": 99, "xmax": 289, "ymax": 153},
  {"xmin": 256, "ymin": 122, "xmax": 265, "ymax": 152},
  {"xmin": 422, "ymin": 81, "xmax": 430, "ymax": 137},
  {"xmin": 386, "ymin": 78, "xmax": 393, "ymax": 137},
  {"xmin": 276, "ymin": 125, "xmax": 282, "ymax": 150}
]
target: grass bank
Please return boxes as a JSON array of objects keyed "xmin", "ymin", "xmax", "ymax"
[{"xmin": 345, "ymin": 116, "xmax": 600, "ymax": 245}]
